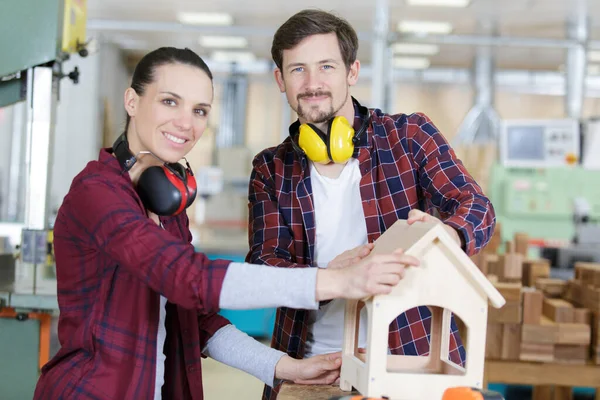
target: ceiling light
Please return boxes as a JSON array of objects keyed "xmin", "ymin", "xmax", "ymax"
[
  {"xmin": 177, "ymin": 12, "xmax": 233, "ymax": 26},
  {"xmin": 588, "ymin": 51, "xmax": 600, "ymax": 63},
  {"xmin": 406, "ymin": 0, "xmax": 471, "ymax": 7},
  {"xmin": 392, "ymin": 43, "xmax": 440, "ymax": 55},
  {"xmin": 200, "ymin": 36, "xmax": 248, "ymax": 49},
  {"xmin": 211, "ymin": 51, "xmax": 256, "ymax": 63},
  {"xmin": 397, "ymin": 20, "xmax": 453, "ymax": 35},
  {"xmin": 393, "ymin": 56, "xmax": 431, "ymax": 69}
]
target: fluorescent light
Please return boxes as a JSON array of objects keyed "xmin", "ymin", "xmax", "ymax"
[
  {"xmin": 199, "ymin": 36, "xmax": 248, "ymax": 49},
  {"xmin": 397, "ymin": 20, "xmax": 453, "ymax": 34},
  {"xmin": 392, "ymin": 43, "xmax": 440, "ymax": 55},
  {"xmin": 406, "ymin": 0, "xmax": 470, "ymax": 7},
  {"xmin": 588, "ymin": 51, "xmax": 600, "ymax": 63},
  {"xmin": 393, "ymin": 56, "xmax": 431, "ymax": 69},
  {"xmin": 211, "ymin": 51, "xmax": 256, "ymax": 63},
  {"xmin": 177, "ymin": 12, "xmax": 233, "ymax": 26}
]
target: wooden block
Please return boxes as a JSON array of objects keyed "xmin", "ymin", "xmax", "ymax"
[
  {"xmin": 520, "ymin": 342, "xmax": 554, "ymax": 362},
  {"xmin": 532, "ymin": 386, "xmax": 554, "ymax": 400},
  {"xmin": 493, "ymin": 282, "xmax": 522, "ymax": 303},
  {"xmin": 574, "ymin": 262, "xmax": 600, "ymax": 288},
  {"xmin": 514, "ymin": 232, "xmax": 529, "ymax": 258},
  {"xmin": 565, "ymin": 280, "xmax": 584, "ymax": 307},
  {"xmin": 572, "ymin": 308, "xmax": 591, "ymax": 324},
  {"xmin": 535, "ymin": 278, "xmax": 567, "ymax": 298},
  {"xmin": 543, "ymin": 298, "xmax": 575, "ymax": 323},
  {"xmin": 554, "ymin": 345, "xmax": 589, "ymax": 364},
  {"xmin": 522, "ymin": 318, "xmax": 559, "ymax": 344},
  {"xmin": 485, "ymin": 323, "xmax": 503, "ymax": 359},
  {"xmin": 523, "ymin": 289, "xmax": 544, "ymax": 324},
  {"xmin": 553, "ymin": 386, "xmax": 574, "ymax": 400},
  {"xmin": 500, "ymin": 252, "xmax": 524, "ymax": 281},
  {"xmin": 489, "ymin": 302, "xmax": 521, "ymax": 324},
  {"xmin": 522, "ymin": 259, "xmax": 551, "ymax": 287},
  {"xmin": 501, "ymin": 324, "xmax": 521, "ymax": 360},
  {"xmin": 556, "ymin": 323, "xmax": 591, "ymax": 345}
]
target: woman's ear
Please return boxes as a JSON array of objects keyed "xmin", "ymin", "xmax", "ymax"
[{"xmin": 124, "ymin": 88, "xmax": 139, "ymax": 118}]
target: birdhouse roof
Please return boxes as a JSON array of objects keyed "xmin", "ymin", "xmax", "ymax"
[{"xmin": 370, "ymin": 219, "xmax": 505, "ymax": 308}]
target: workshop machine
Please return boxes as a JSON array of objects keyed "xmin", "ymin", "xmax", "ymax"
[
  {"xmin": 0, "ymin": 1, "xmax": 88, "ymax": 399},
  {"xmin": 488, "ymin": 118, "xmax": 600, "ymax": 267}
]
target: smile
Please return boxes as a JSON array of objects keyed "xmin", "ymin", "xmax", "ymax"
[{"xmin": 163, "ymin": 132, "xmax": 187, "ymax": 145}]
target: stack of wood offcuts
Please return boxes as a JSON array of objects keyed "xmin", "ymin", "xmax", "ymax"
[{"xmin": 472, "ymin": 228, "xmax": 600, "ymax": 366}]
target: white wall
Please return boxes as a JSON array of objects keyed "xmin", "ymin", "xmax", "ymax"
[{"xmin": 49, "ymin": 40, "xmax": 130, "ymax": 215}]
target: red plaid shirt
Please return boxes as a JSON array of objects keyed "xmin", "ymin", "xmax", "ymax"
[
  {"xmin": 247, "ymin": 102, "xmax": 495, "ymax": 399},
  {"xmin": 33, "ymin": 149, "xmax": 231, "ymax": 400}
]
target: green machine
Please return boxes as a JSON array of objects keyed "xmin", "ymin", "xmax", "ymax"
[
  {"xmin": 488, "ymin": 163, "xmax": 600, "ymax": 245},
  {"xmin": 0, "ymin": 1, "xmax": 88, "ymax": 399}
]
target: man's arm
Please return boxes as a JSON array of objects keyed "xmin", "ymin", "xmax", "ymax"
[{"xmin": 409, "ymin": 113, "xmax": 496, "ymax": 255}]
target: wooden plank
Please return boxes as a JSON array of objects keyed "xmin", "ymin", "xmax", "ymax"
[
  {"xmin": 522, "ymin": 318, "xmax": 559, "ymax": 344},
  {"xmin": 501, "ymin": 324, "xmax": 521, "ymax": 361},
  {"xmin": 536, "ymin": 278, "xmax": 567, "ymax": 298},
  {"xmin": 520, "ymin": 342, "xmax": 554, "ymax": 362},
  {"xmin": 523, "ymin": 289, "xmax": 544, "ymax": 324},
  {"xmin": 556, "ymin": 323, "xmax": 591, "ymax": 345},
  {"xmin": 554, "ymin": 345, "xmax": 589, "ymax": 364},
  {"xmin": 485, "ymin": 360, "xmax": 600, "ymax": 387},
  {"xmin": 278, "ymin": 384, "xmax": 357, "ymax": 400},
  {"xmin": 543, "ymin": 298, "xmax": 575, "ymax": 323}
]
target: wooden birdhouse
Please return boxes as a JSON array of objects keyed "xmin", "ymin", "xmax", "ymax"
[{"xmin": 340, "ymin": 219, "xmax": 506, "ymax": 400}]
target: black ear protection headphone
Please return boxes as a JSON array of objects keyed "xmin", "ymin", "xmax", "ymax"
[
  {"xmin": 112, "ymin": 134, "xmax": 197, "ymax": 216},
  {"xmin": 289, "ymin": 98, "xmax": 371, "ymax": 164}
]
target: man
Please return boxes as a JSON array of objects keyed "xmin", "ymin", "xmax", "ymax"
[{"xmin": 247, "ymin": 9, "xmax": 496, "ymax": 399}]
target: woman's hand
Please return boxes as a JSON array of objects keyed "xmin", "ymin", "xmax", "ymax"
[
  {"xmin": 275, "ymin": 353, "xmax": 342, "ymax": 384},
  {"xmin": 316, "ymin": 249, "xmax": 420, "ymax": 301}
]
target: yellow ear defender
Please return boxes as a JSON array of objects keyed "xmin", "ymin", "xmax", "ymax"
[{"xmin": 289, "ymin": 98, "xmax": 371, "ymax": 164}]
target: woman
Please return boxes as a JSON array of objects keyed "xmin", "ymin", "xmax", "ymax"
[{"xmin": 33, "ymin": 47, "xmax": 417, "ymax": 400}]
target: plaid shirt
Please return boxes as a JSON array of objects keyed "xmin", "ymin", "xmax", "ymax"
[
  {"xmin": 34, "ymin": 149, "xmax": 231, "ymax": 400},
  {"xmin": 247, "ymin": 101, "xmax": 495, "ymax": 399}
]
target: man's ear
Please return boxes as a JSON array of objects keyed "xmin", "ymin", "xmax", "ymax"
[
  {"xmin": 274, "ymin": 68, "xmax": 286, "ymax": 93},
  {"xmin": 347, "ymin": 60, "xmax": 360, "ymax": 86},
  {"xmin": 124, "ymin": 88, "xmax": 139, "ymax": 118}
]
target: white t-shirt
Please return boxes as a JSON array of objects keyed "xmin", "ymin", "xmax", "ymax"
[{"xmin": 304, "ymin": 158, "xmax": 370, "ymax": 357}]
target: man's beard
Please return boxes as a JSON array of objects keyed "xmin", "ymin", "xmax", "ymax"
[{"xmin": 295, "ymin": 90, "xmax": 342, "ymax": 124}]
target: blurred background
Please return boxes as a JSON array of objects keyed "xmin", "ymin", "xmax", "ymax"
[{"xmin": 1, "ymin": 0, "xmax": 600, "ymax": 399}]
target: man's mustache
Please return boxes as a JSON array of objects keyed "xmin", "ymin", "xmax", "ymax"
[{"xmin": 297, "ymin": 91, "xmax": 332, "ymax": 100}]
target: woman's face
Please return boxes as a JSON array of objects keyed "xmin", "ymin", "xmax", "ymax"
[{"xmin": 125, "ymin": 63, "xmax": 213, "ymax": 164}]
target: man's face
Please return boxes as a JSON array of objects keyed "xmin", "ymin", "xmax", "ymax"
[{"xmin": 275, "ymin": 33, "xmax": 359, "ymax": 124}]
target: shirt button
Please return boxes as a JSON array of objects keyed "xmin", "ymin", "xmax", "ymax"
[
  {"xmin": 183, "ymin": 329, "xmax": 189, "ymax": 334},
  {"xmin": 188, "ymin": 366, "xmax": 196, "ymax": 372}
]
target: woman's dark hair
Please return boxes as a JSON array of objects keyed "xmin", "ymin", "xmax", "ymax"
[
  {"xmin": 124, "ymin": 47, "xmax": 213, "ymax": 131},
  {"xmin": 271, "ymin": 9, "xmax": 359, "ymax": 71}
]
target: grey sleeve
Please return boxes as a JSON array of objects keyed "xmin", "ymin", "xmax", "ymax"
[
  {"xmin": 203, "ymin": 324, "xmax": 286, "ymax": 387},
  {"xmin": 219, "ymin": 262, "xmax": 319, "ymax": 310}
]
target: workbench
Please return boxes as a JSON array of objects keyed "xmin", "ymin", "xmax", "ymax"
[
  {"xmin": 484, "ymin": 359, "xmax": 600, "ymax": 400},
  {"xmin": 278, "ymin": 360, "xmax": 600, "ymax": 400}
]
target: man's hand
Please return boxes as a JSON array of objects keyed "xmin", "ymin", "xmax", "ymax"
[
  {"xmin": 274, "ymin": 353, "xmax": 342, "ymax": 385},
  {"xmin": 316, "ymin": 249, "xmax": 420, "ymax": 301},
  {"xmin": 407, "ymin": 209, "xmax": 462, "ymax": 247},
  {"xmin": 328, "ymin": 243, "xmax": 374, "ymax": 269}
]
